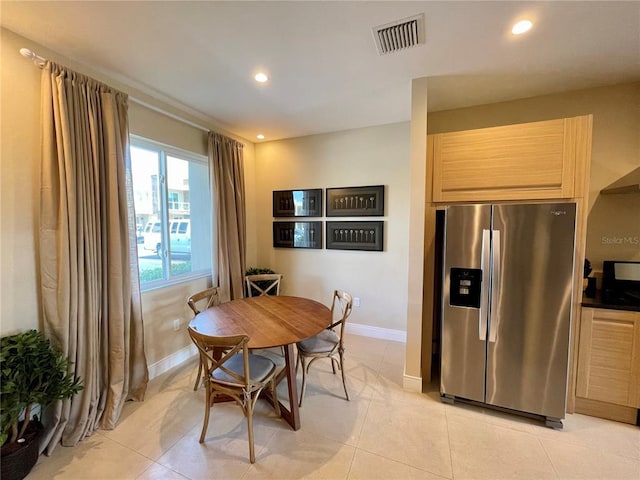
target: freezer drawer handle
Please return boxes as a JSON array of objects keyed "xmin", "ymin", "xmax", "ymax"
[
  {"xmin": 489, "ymin": 229, "xmax": 501, "ymax": 343},
  {"xmin": 480, "ymin": 229, "xmax": 490, "ymax": 341}
]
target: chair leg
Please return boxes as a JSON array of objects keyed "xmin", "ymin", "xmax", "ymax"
[
  {"xmin": 270, "ymin": 378, "xmax": 281, "ymax": 416},
  {"xmin": 298, "ymin": 356, "xmax": 308, "ymax": 407},
  {"xmin": 246, "ymin": 400, "xmax": 255, "ymax": 463},
  {"xmin": 339, "ymin": 351, "xmax": 350, "ymax": 401},
  {"xmin": 193, "ymin": 358, "xmax": 203, "ymax": 391},
  {"xmin": 199, "ymin": 386, "xmax": 212, "ymax": 443}
]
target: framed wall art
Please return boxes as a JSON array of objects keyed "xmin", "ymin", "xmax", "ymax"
[
  {"xmin": 326, "ymin": 185, "xmax": 384, "ymax": 217},
  {"xmin": 273, "ymin": 221, "xmax": 322, "ymax": 249},
  {"xmin": 326, "ymin": 221, "xmax": 383, "ymax": 251},
  {"xmin": 273, "ymin": 189, "xmax": 322, "ymax": 217}
]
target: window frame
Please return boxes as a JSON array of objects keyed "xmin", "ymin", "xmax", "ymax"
[{"xmin": 130, "ymin": 134, "xmax": 213, "ymax": 291}]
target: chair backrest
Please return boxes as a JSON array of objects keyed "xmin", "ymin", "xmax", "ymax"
[
  {"xmin": 245, "ymin": 274, "xmax": 282, "ymax": 297},
  {"xmin": 187, "ymin": 287, "xmax": 220, "ymax": 316},
  {"xmin": 187, "ymin": 327, "xmax": 251, "ymax": 388},
  {"xmin": 330, "ymin": 290, "xmax": 353, "ymax": 346}
]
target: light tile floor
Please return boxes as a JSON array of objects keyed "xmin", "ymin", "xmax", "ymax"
[{"xmin": 29, "ymin": 334, "xmax": 639, "ymax": 479}]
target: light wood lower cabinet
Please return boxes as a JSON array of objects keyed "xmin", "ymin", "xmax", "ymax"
[
  {"xmin": 575, "ymin": 307, "xmax": 640, "ymax": 423},
  {"xmin": 428, "ymin": 115, "xmax": 592, "ymax": 203}
]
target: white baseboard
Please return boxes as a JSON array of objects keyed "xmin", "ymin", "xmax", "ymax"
[
  {"xmin": 403, "ymin": 373, "xmax": 423, "ymax": 392},
  {"xmin": 346, "ymin": 323, "xmax": 406, "ymax": 343},
  {"xmin": 148, "ymin": 344, "xmax": 197, "ymax": 380}
]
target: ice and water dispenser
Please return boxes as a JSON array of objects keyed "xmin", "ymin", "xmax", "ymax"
[{"xmin": 449, "ymin": 268, "xmax": 482, "ymax": 308}]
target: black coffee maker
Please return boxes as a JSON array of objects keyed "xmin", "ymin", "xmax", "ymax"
[{"xmin": 601, "ymin": 261, "xmax": 640, "ymax": 307}]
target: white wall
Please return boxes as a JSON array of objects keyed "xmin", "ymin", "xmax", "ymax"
[
  {"xmin": 1, "ymin": 28, "xmax": 44, "ymax": 334},
  {"xmin": 405, "ymin": 77, "xmax": 428, "ymax": 386},
  {"xmin": 254, "ymin": 123, "xmax": 411, "ymax": 333}
]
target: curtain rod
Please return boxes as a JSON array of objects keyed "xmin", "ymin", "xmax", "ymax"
[
  {"xmin": 20, "ymin": 47, "xmax": 47, "ymax": 67},
  {"xmin": 20, "ymin": 47, "xmax": 210, "ymax": 133}
]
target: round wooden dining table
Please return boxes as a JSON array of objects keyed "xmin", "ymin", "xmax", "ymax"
[{"xmin": 189, "ymin": 295, "xmax": 331, "ymax": 430}]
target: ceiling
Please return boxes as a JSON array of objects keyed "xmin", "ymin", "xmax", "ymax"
[{"xmin": 2, "ymin": 1, "xmax": 639, "ymax": 142}]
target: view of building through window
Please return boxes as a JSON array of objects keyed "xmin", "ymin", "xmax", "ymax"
[{"xmin": 130, "ymin": 138, "xmax": 212, "ymax": 288}]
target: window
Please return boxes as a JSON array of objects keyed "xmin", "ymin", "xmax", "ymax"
[
  {"xmin": 168, "ymin": 192, "xmax": 180, "ymax": 210},
  {"xmin": 130, "ymin": 136, "xmax": 212, "ymax": 289}
]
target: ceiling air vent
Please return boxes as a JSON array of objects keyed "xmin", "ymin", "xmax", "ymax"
[{"xmin": 372, "ymin": 14, "xmax": 425, "ymax": 55}]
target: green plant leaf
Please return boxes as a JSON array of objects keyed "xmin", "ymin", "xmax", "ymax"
[{"xmin": 1, "ymin": 330, "xmax": 84, "ymax": 445}]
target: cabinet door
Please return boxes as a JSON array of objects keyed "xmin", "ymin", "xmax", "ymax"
[
  {"xmin": 429, "ymin": 116, "xmax": 591, "ymax": 202},
  {"xmin": 576, "ymin": 308, "xmax": 640, "ymax": 408}
]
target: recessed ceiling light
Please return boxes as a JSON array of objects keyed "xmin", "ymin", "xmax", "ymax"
[
  {"xmin": 256, "ymin": 134, "xmax": 265, "ymax": 140},
  {"xmin": 512, "ymin": 20, "xmax": 533, "ymax": 35},
  {"xmin": 254, "ymin": 72, "xmax": 268, "ymax": 83}
]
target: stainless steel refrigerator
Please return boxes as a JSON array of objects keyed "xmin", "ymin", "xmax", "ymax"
[{"xmin": 440, "ymin": 203, "xmax": 577, "ymax": 428}]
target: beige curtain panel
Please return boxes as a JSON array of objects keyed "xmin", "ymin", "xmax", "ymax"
[
  {"xmin": 39, "ymin": 62, "xmax": 148, "ymax": 453},
  {"xmin": 208, "ymin": 132, "xmax": 247, "ymax": 302}
]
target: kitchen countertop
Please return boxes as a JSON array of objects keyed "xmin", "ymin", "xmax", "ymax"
[{"xmin": 581, "ymin": 291, "xmax": 640, "ymax": 312}]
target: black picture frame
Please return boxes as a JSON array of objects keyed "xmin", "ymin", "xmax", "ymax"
[
  {"xmin": 326, "ymin": 185, "xmax": 384, "ymax": 217},
  {"xmin": 326, "ymin": 221, "xmax": 383, "ymax": 251},
  {"xmin": 273, "ymin": 189, "xmax": 322, "ymax": 217},
  {"xmin": 273, "ymin": 221, "xmax": 323, "ymax": 249}
]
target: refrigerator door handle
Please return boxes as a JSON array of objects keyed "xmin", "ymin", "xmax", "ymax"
[
  {"xmin": 480, "ymin": 229, "xmax": 491, "ymax": 341},
  {"xmin": 489, "ymin": 229, "xmax": 501, "ymax": 343}
]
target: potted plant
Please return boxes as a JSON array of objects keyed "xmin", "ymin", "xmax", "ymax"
[{"xmin": 1, "ymin": 330, "xmax": 83, "ymax": 480}]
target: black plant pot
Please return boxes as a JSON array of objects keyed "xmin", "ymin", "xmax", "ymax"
[{"xmin": 1, "ymin": 421, "xmax": 43, "ymax": 480}]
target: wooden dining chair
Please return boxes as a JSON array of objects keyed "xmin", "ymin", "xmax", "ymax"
[
  {"xmin": 187, "ymin": 287, "xmax": 221, "ymax": 390},
  {"xmin": 244, "ymin": 274, "xmax": 282, "ymax": 297},
  {"xmin": 187, "ymin": 327, "xmax": 280, "ymax": 464},
  {"xmin": 296, "ymin": 290, "xmax": 353, "ymax": 406},
  {"xmin": 187, "ymin": 286, "xmax": 220, "ymax": 315},
  {"xmin": 244, "ymin": 273, "xmax": 287, "ymax": 360}
]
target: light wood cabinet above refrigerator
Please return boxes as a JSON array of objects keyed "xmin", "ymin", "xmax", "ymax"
[{"xmin": 427, "ymin": 115, "xmax": 592, "ymax": 203}]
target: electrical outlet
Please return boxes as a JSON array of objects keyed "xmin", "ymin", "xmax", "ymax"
[
  {"xmin": 354, "ymin": 297, "xmax": 360, "ymax": 307},
  {"xmin": 173, "ymin": 318, "xmax": 181, "ymax": 331}
]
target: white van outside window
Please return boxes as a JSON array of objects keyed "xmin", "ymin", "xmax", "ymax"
[
  {"xmin": 130, "ymin": 137, "xmax": 212, "ymax": 289},
  {"xmin": 170, "ymin": 220, "xmax": 191, "ymax": 254},
  {"xmin": 143, "ymin": 221, "xmax": 161, "ymax": 252}
]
